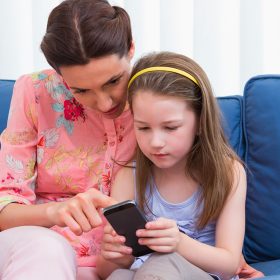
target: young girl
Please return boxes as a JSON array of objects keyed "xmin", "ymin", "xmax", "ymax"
[{"xmin": 96, "ymin": 52, "xmax": 246, "ymax": 280}]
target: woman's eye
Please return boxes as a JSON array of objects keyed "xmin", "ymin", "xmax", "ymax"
[
  {"xmin": 74, "ymin": 89, "xmax": 88, "ymax": 94},
  {"xmin": 109, "ymin": 77, "xmax": 121, "ymax": 85}
]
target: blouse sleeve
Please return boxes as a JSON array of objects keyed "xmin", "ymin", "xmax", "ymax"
[{"xmin": 0, "ymin": 74, "xmax": 38, "ymax": 211}]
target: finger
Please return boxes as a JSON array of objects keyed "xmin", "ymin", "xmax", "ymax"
[
  {"xmin": 102, "ymin": 241, "xmax": 132, "ymax": 255},
  {"xmin": 81, "ymin": 199, "xmax": 103, "ymax": 227},
  {"xmin": 148, "ymin": 245, "xmax": 173, "ymax": 253},
  {"xmin": 137, "ymin": 228, "xmax": 174, "ymax": 238},
  {"xmin": 88, "ymin": 189, "xmax": 117, "ymax": 208},
  {"xmin": 102, "ymin": 232, "xmax": 125, "ymax": 244},
  {"xmin": 139, "ymin": 237, "xmax": 174, "ymax": 247},
  {"xmin": 63, "ymin": 213, "xmax": 82, "ymax": 235},
  {"xmin": 71, "ymin": 208, "xmax": 92, "ymax": 233},
  {"xmin": 104, "ymin": 223, "xmax": 114, "ymax": 234},
  {"xmin": 102, "ymin": 250, "xmax": 130, "ymax": 260},
  {"xmin": 145, "ymin": 218, "xmax": 176, "ymax": 230}
]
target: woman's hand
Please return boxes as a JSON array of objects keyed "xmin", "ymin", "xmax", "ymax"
[
  {"xmin": 101, "ymin": 223, "xmax": 134, "ymax": 267},
  {"xmin": 136, "ymin": 217, "xmax": 181, "ymax": 253},
  {"xmin": 46, "ymin": 188, "xmax": 116, "ymax": 235}
]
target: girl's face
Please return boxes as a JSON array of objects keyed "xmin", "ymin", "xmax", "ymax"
[
  {"xmin": 60, "ymin": 51, "xmax": 133, "ymax": 119},
  {"xmin": 133, "ymin": 91, "xmax": 199, "ymax": 171}
]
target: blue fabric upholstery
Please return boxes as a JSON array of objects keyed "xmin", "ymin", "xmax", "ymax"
[
  {"xmin": 0, "ymin": 79, "xmax": 14, "ymax": 134},
  {"xmin": 243, "ymin": 75, "xmax": 280, "ymax": 264},
  {"xmin": 217, "ymin": 96, "xmax": 245, "ymax": 161},
  {"xmin": 251, "ymin": 260, "xmax": 280, "ymax": 277}
]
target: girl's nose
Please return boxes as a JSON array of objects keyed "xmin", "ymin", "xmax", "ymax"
[{"xmin": 150, "ymin": 132, "xmax": 165, "ymax": 148}]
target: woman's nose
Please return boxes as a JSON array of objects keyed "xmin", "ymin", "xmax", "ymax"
[{"xmin": 95, "ymin": 94, "xmax": 113, "ymax": 113}]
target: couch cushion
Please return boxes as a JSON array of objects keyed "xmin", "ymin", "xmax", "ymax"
[
  {"xmin": 217, "ymin": 95, "xmax": 245, "ymax": 160},
  {"xmin": 0, "ymin": 79, "xmax": 15, "ymax": 133},
  {"xmin": 251, "ymin": 259, "xmax": 280, "ymax": 277},
  {"xmin": 243, "ymin": 75, "xmax": 280, "ymax": 263}
]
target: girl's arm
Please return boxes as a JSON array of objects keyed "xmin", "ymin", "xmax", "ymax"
[
  {"xmin": 138, "ymin": 161, "xmax": 246, "ymax": 279},
  {"xmin": 177, "ymin": 161, "xmax": 246, "ymax": 278},
  {"xmin": 96, "ymin": 166, "xmax": 136, "ymax": 279}
]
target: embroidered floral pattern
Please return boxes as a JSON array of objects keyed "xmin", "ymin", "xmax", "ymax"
[
  {"xmin": 63, "ymin": 99, "xmax": 86, "ymax": 122},
  {"xmin": 1, "ymin": 130, "xmax": 36, "ymax": 145},
  {"xmin": 101, "ymin": 170, "xmax": 111, "ymax": 195},
  {"xmin": 78, "ymin": 243, "xmax": 90, "ymax": 257},
  {"xmin": 116, "ymin": 124, "xmax": 125, "ymax": 143}
]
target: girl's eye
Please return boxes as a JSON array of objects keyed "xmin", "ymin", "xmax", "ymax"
[
  {"xmin": 137, "ymin": 127, "xmax": 149, "ymax": 131},
  {"xmin": 165, "ymin": 126, "xmax": 178, "ymax": 131}
]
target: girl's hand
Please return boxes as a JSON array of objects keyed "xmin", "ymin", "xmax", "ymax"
[
  {"xmin": 136, "ymin": 217, "xmax": 181, "ymax": 253},
  {"xmin": 237, "ymin": 255, "xmax": 264, "ymax": 279},
  {"xmin": 101, "ymin": 223, "xmax": 134, "ymax": 267},
  {"xmin": 46, "ymin": 188, "xmax": 116, "ymax": 235}
]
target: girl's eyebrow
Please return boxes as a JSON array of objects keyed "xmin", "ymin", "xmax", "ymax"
[{"xmin": 134, "ymin": 120, "xmax": 182, "ymax": 124}]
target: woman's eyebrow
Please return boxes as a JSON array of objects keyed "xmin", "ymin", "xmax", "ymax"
[
  {"xmin": 69, "ymin": 86, "xmax": 90, "ymax": 91},
  {"xmin": 68, "ymin": 72, "xmax": 125, "ymax": 91}
]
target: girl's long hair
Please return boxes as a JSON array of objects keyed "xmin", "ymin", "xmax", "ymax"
[{"xmin": 128, "ymin": 52, "xmax": 241, "ymax": 228}]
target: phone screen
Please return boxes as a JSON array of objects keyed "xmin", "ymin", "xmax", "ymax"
[{"xmin": 103, "ymin": 200, "xmax": 154, "ymax": 257}]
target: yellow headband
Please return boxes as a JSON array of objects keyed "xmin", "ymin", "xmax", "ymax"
[{"xmin": 128, "ymin": 66, "xmax": 199, "ymax": 89}]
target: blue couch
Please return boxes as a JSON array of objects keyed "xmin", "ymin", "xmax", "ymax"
[{"xmin": 1, "ymin": 76, "xmax": 280, "ymax": 279}]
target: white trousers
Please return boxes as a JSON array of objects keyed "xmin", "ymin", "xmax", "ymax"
[{"xmin": 0, "ymin": 226, "xmax": 100, "ymax": 280}]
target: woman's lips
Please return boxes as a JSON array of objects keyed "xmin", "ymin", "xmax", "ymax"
[{"xmin": 103, "ymin": 104, "xmax": 120, "ymax": 116}]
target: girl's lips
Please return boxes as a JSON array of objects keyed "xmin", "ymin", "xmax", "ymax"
[{"xmin": 153, "ymin": 153, "xmax": 168, "ymax": 157}]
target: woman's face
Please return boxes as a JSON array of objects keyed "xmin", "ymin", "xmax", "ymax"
[{"xmin": 60, "ymin": 52, "xmax": 133, "ymax": 119}]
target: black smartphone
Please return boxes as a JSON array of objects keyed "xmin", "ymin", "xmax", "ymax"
[{"xmin": 102, "ymin": 200, "xmax": 154, "ymax": 257}]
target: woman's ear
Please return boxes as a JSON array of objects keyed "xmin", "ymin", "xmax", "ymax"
[{"xmin": 128, "ymin": 40, "xmax": 135, "ymax": 59}]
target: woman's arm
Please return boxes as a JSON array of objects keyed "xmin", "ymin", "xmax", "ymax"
[{"xmin": 0, "ymin": 188, "xmax": 116, "ymax": 234}]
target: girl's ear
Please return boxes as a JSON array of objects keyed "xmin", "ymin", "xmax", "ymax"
[{"xmin": 128, "ymin": 40, "xmax": 135, "ymax": 60}]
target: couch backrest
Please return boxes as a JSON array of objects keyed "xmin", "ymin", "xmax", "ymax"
[
  {"xmin": 243, "ymin": 75, "xmax": 280, "ymax": 263},
  {"xmin": 217, "ymin": 96, "xmax": 245, "ymax": 161},
  {"xmin": 0, "ymin": 79, "xmax": 15, "ymax": 134},
  {"xmin": 1, "ymin": 77, "xmax": 280, "ymax": 264}
]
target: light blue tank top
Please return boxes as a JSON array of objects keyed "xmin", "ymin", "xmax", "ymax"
[{"xmin": 135, "ymin": 176, "xmax": 216, "ymax": 247}]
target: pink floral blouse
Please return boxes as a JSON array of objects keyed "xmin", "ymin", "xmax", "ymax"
[{"xmin": 0, "ymin": 69, "xmax": 136, "ymax": 267}]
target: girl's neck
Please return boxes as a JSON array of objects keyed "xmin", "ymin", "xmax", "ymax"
[{"xmin": 152, "ymin": 165, "xmax": 198, "ymax": 204}]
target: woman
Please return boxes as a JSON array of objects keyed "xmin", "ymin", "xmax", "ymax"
[{"xmin": 0, "ymin": 0, "xmax": 135, "ymax": 279}]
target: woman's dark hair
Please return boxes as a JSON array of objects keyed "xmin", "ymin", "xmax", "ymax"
[{"xmin": 40, "ymin": 0, "xmax": 132, "ymax": 72}]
